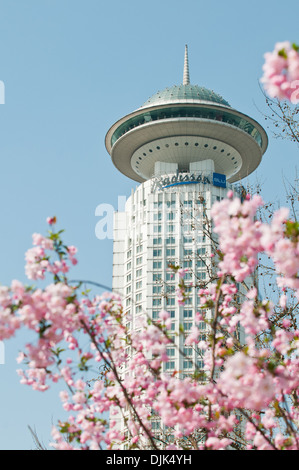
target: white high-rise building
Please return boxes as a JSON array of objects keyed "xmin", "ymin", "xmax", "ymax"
[{"xmin": 105, "ymin": 46, "xmax": 268, "ymax": 444}]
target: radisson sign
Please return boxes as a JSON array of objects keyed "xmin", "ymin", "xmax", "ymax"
[{"xmin": 151, "ymin": 171, "xmax": 226, "ymax": 192}]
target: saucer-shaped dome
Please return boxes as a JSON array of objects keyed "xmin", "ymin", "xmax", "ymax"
[
  {"xmin": 141, "ymin": 84, "xmax": 231, "ymax": 108},
  {"xmin": 105, "ymin": 45, "xmax": 268, "ymax": 185}
]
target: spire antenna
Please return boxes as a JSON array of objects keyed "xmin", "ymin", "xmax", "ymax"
[{"xmin": 183, "ymin": 44, "xmax": 190, "ymax": 85}]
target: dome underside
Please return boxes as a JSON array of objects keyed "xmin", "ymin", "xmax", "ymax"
[{"xmin": 141, "ymin": 84, "xmax": 231, "ymax": 108}]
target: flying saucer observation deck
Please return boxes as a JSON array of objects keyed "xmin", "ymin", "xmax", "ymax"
[{"xmin": 105, "ymin": 48, "xmax": 268, "ymax": 184}]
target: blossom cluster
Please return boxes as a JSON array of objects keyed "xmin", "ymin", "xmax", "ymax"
[
  {"xmin": 0, "ymin": 197, "xmax": 298, "ymax": 451},
  {"xmin": 211, "ymin": 191, "xmax": 299, "ymax": 303},
  {"xmin": 261, "ymin": 41, "xmax": 299, "ymax": 103}
]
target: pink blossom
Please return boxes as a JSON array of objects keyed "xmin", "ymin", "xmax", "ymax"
[
  {"xmin": 205, "ymin": 436, "xmax": 231, "ymax": 450},
  {"xmin": 47, "ymin": 216, "xmax": 56, "ymax": 225},
  {"xmin": 261, "ymin": 42, "xmax": 299, "ymax": 103}
]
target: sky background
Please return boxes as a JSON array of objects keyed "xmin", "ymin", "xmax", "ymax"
[{"xmin": 0, "ymin": 0, "xmax": 298, "ymax": 450}]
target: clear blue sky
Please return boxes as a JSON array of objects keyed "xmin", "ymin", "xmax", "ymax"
[{"xmin": 0, "ymin": 0, "xmax": 298, "ymax": 449}]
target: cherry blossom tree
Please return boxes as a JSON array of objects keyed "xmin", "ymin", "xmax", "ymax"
[
  {"xmin": 0, "ymin": 42, "xmax": 299, "ymax": 451},
  {"xmin": 0, "ymin": 190, "xmax": 298, "ymax": 451}
]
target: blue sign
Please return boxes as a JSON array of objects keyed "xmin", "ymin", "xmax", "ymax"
[{"xmin": 213, "ymin": 172, "xmax": 226, "ymax": 188}]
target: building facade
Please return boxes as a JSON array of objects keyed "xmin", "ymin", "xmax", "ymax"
[
  {"xmin": 105, "ymin": 46, "xmax": 268, "ymax": 445},
  {"xmin": 111, "ymin": 171, "xmax": 244, "ymax": 378}
]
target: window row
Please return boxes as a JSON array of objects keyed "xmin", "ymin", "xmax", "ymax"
[
  {"xmin": 163, "ymin": 360, "xmax": 205, "ymax": 370},
  {"xmin": 153, "ymin": 236, "xmax": 206, "ymax": 245}
]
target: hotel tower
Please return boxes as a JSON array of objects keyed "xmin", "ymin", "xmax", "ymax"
[{"xmin": 105, "ymin": 46, "xmax": 268, "ymax": 444}]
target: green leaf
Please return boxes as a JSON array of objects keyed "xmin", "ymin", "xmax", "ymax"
[
  {"xmin": 278, "ymin": 48, "xmax": 288, "ymax": 59},
  {"xmin": 284, "ymin": 220, "xmax": 299, "ymax": 241}
]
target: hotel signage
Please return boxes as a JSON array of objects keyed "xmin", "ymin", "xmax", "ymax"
[
  {"xmin": 213, "ymin": 172, "xmax": 227, "ymax": 188},
  {"xmin": 151, "ymin": 171, "xmax": 226, "ymax": 192}
]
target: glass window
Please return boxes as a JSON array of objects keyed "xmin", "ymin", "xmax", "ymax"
[
  {"xmin": 167, "ymin": 348, "xmax": 175, "ymax": 357},
  {"xmin": 165, "ymin": 285, "xmax": 175, "ymax": 294},
  {"xmin": 184, "ymin": 249, "xmax": 193, "ymax": 256},
  {"xmin": 166, "ymin": 248, "xmax": 175, "ymax": 257},
  {"xmin": 165, "ymin": 361, "xmax": 175, "ymax": 370},
  {"xmin": 184, "ymin": 200, "xmax": 192, "ymax": 207},
  {"xmin": 183, "ymin": 223, "xmax": 192, "ymax": 232},
  {"xmin": 197, "ymin": 260, "xmax": 205, "ymax": 267},
  {"xmin": 183, "ymin": 260, "xmax": 192, "ymax": 268},
  {"xmin": 111, "ymin": 106, "xmax": 263, "ymax": 148},
  {"xmin": 153, "ymin": 261, "xmax": 162, "ymax": 269},
  {"xmin": 197, "ymin": 321, "xmax": 206, "ymax": 330},
  {"xmin": 184, "ymin": 347, "xmax": 193, "ymax": 356},
  {"xmin": 153, "ymin": 285, "xmax": 162, "ymax": 294},
  {"xmin": 151, "ymin": 420, "xmax": 161, "ymax": 430},
  {"xmin": 183, "ymin": 322, "xmax": 193, "ymax": 331},
  {"xmin": 197, "ymin": 271, "xmax": 206, "ymax": 280},
  {"xmin": 166, "ymin": 200, "xmax": 176, "ymax": 208},
  {"xmin": 183, "ymin": 360, "xmax": 193, "ymax": 369},
  {"xmin": 166, "ymin": 224, "xmax": 175, "ymax": 233},
  {"xmin": 184, "ymin": 272, "xmax": 193, "ymax": 280},
  {"xmin": 183, "ymin": 310, "xmax": 193, "ymax": 318},
  {"xmin": 166, "ymin": 272, "xmax": 175, "ymax": 281}
]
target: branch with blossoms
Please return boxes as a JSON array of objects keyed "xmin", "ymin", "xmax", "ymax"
[
  {"xmin": 1, "ymin": 184, "xmax": 299, "ymax": 451},
  {"xmin": 259, "ymin": 41, "xmax": 299, "ymax": 157}
]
